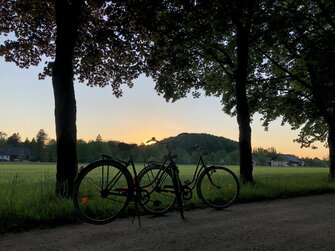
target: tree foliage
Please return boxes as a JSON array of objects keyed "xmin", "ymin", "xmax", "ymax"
[
  {"xmin": 6, "ymin": 133, "xmax": 21, "ymax": 147},
  {"xmin": 0, "ymin": 0, "xmax": 149, "ymax": 196},
  {"xmin": 119, "ymin": 0, "xmax": 278, "ymax": 183},
  {"xmin": 0, "ymin": 0, "xmax": 147, "ymax": 94},
  {"xmin": 252, "ymin": 0, "xmax": 335, "ymax": 177}
]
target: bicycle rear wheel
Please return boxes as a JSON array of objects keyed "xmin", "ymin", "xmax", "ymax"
[
  {"xmin": 73, "ymin": 159, "xmax": 133, "ymax": 224},
  {"xmin": 138, "ymin": 164, "xmax": 176, "ymax": 215},
  {"xmin": 197, "ymin": 166, "xmax": 239, "ymax": 209}
]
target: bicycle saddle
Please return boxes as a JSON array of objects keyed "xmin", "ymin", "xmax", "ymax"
[{"xmin": 118, "ymin": 142, "xmax": 137, "ymax": 151}]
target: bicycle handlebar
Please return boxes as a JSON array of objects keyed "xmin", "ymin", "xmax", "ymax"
[
  {"xmin": 189, "ymin": 144, "xmax": 209, "ymax": 156},
  {"xmin": 146, "ymin": 133, "xmax": 189, "ymax": 146},
  {"xmin": 146, "ymin": 137, "xmax": 159, "ymax": 144}
]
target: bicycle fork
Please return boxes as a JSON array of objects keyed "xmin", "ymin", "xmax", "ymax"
[{"xmin": 171, "ymin": 167, "xmax": 185, "ymax": 220}]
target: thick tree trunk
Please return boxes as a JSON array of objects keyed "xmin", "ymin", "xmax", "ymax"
[
  {"xmin": 53, "ymin": 0, "xmax": 82, "ymax": 197},
  {"xmin": 53, "ymin": 74, "xmax": 77, "ymax": 196},
  {"xmin": 307, "ymin": 65, "xmax": 335, "ymax": 180},
  {"xmin": 235, "ymin": 24, "xmax": 254, "ymax": 184},
  {"xmin": 328, "ymin": 121, "xmax": 335, "ymax": 179}
]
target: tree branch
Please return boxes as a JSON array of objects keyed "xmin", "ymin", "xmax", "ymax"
[{"xmin": 258, "ymin": 47, "xmax": 312, "ymax": 90}]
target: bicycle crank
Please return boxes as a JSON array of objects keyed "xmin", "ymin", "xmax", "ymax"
[{"xmin": 182, "ymin": 185, "xmax": 192, "ymax": 200}]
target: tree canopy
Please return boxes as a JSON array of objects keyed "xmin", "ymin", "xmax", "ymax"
[
  {"xmin": 118, "ymin": 0, "xmax": 335, "ymax": 180},
  {"xmin": 0, "ymin": 0, "xmax": 149, "ymax": 196},
  {"xmin": 252, "ymin": 0, "xmax": 335, "ymax": 178},
  {"xmin": 119, "ymin": 0, "xmax": 279, "ymax": 183},
  {"xmin": 0, "ymin": 0, "xmax": 147, "ymax": 94}
]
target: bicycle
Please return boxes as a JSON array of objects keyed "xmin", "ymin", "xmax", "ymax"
[
  {"xmin": 138, "ymin": 135, "xmax": 186, "ymax": 218},
  {"xmin": 138, "ymin": 142, "xmax": 240, "ymax": 215},
  {"xmin": 72, "ymin": 139, "xmax": 185, "ymax": 225}
]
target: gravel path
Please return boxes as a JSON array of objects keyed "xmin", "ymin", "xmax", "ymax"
[{"xmin": 1, "ymin": 194, "xmax": 335, "ymax": 250}]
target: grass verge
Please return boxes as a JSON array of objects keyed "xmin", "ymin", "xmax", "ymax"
[{"xmin": 1, "ymin": 163, "xmax": 334, "ymax": 233}]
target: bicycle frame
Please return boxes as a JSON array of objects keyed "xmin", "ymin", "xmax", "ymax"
[
  {"xmin": 100, "ymin": 147, "xmax": 179, "ymax": 201},
  {"xmin": 141, "ymin": 145, "xmax": 213, "ymax": 192},
  {"xmin": 101, "ymin": 135, "xmax": 222, "ymax": 221},
  {"xmin": 100, "ymin": 153, "xmax": 141, "ymax": 201},
  {"xmin": 99, "ymin": 145, "xmax": 221, "ymax": 206},
  {"xmin": 183, "ymin": 154, "xmax": 207, "ymax": 190},
  {"xmin": 188, "ymin": 153, "xmax": 222, "ymax": 190},
  {"xmin": 141, "ymin": 148, "xmax": 180, "ymax": 195}
]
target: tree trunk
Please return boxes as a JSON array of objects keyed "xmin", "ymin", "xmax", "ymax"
[
  {"xmin": 53, "ymin": 74, "xmax": 77, "ymax": 197},
  {"xmin": 307, "ymin": 64, "xmax": 335, "ymax": 180},
  {"xmin": 328, "ymin": 121, "xmax": 335, "ymax": 179},
  {"xmin": 53, "ymin": 0, "xmax": 83, "ymax": 197},
  {"xmin": 235, "ymin": 24, "xmax": 254, "ymax": 184}
]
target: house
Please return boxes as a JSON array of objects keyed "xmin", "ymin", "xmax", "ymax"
[
  {"xmin": 268, "ymin": 154, "xmax": 304, "ymax": 167},
  {"xmin": 0, "ymin": 147, "xmax": 31, "ymax": 161}
]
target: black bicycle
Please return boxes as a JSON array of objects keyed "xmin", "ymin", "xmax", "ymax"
[
  {"xmin": 138, "ymin": 143, "xmax": 240, "ymax": 215},
  {"xmin": 138, "ymin": 135, "xmax": 186, "ymax": 218},
  {"xmin": 72, "ymin": 140, "xmax": 185, "ymax": 225}
]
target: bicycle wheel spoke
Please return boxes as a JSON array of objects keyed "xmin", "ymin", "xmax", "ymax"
[
  {"xmin": 73, "ymin": 160, "xmax": 132, "ymax": 224},
  {"xmin": 106, "ymin": 170, "xmax": 124, "ymax": 191},
  {"xmin": 105, "ymin": 195, "xmax": 129, "ymax": 204},
  {"xmin": 81, "ymin": 175, "xmax": 102, "ymax": 191}
]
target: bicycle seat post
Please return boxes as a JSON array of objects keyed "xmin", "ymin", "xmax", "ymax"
[{"xmin": 117, "ymin": 142, "xmax": 142, "ymax": 227}]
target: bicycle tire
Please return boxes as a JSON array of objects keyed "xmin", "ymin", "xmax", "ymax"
[
  {"xmin": 137, "ymin": 164, "xmax": 176, "ymax": 215},
  {"xmin": 171, "ymin": 167, "xmax": 185, "ymax": 219},
  {"xmin": 73, "ymin": 159, "xmax": 133, "ymax": 224},
  {"xmin": 197, "ymin": 166, "xmax": 239, "ymax": 209}
]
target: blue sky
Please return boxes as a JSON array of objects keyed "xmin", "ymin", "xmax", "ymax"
[{"xmin": 0, "ymin": 57, "xmax": 328, "ymax": 159}]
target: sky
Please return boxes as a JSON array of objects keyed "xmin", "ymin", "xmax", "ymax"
[{"xmin": 0, "ymin": 58, "xmax": 329, "ymax": 159}]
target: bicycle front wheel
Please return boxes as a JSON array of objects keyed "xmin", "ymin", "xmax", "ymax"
[
  {"xmin": 197, "ymin": 166, "xmax": 239, "ymax": 209},
  {"xmin": 73, "ymin": 159, "xmax": 133, "ymax": 224},
  {"xmin": 138, "ymin": 164, "xmax": 176, "ymax": 215}
]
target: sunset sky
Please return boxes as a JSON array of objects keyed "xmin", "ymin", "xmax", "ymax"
[{"xmin": 0, "ymin": 57, "xmax": 329, "ymax": 159}]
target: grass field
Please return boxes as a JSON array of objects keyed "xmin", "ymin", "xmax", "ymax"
[{"xmin": 1, "ymin": 162, "xmax": 334, "ymax": 233}]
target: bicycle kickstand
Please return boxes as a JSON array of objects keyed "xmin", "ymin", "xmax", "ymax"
[{"xmin": 132, "ymin": 200, "xmax": 142, "ymax": 228}]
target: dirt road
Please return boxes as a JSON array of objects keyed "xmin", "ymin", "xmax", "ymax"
[{"xmin": 1, "ymin": 194, "xmax": 335, "ymax": 250}]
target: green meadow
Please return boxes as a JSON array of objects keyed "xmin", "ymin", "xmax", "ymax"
[{"xmin": 1, "ymin": 162, "xmax": 334, "ymax": 233}]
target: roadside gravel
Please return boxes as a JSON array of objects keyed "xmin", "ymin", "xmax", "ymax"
[{"xmin": 1, "ymin": 194, "xmax": 335, "ymax": 250}]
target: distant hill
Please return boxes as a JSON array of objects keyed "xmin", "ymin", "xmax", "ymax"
[
  {"xmin": 159, "ymin": 133, "xmax": 238, "ymax": 154},
  {"xmin": 139, "ymin": 134, "xmax": 328, "ymax": 166},
  {"xmin": 138, "ymin": 133, "xmax": 239, "ymax": 164}
]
